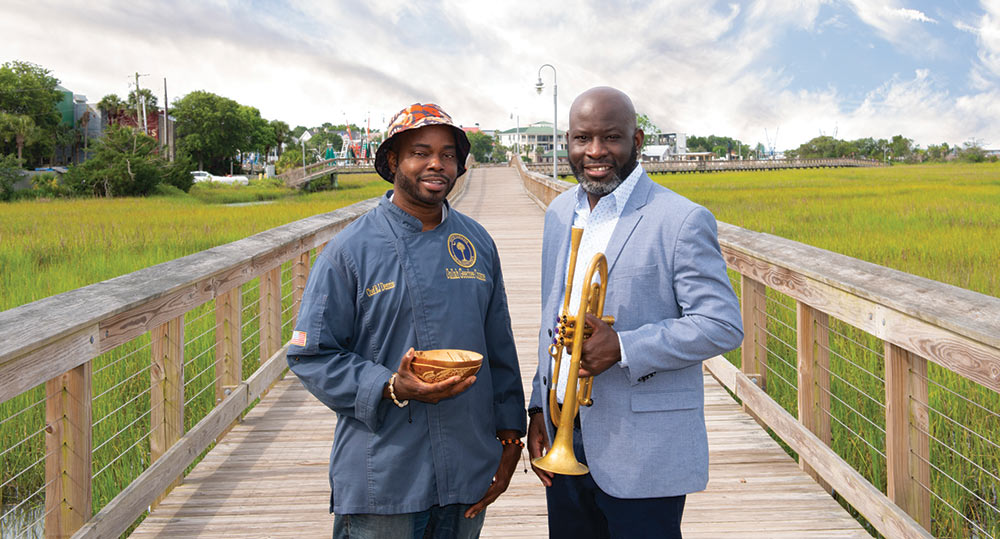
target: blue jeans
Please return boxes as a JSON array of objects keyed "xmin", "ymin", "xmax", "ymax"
[{"xmin": 332, "ymin": 504, "xmax": 485, "ymax": 539}]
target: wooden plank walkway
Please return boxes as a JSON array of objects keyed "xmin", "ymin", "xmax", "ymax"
[{"xmin": 131, "ymin": 167, "xmax": 868, "ymax": 538}]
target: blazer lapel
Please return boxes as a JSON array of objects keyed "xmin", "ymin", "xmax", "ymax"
[{"xmin": 604, "ymin": 172, "xmax": 653, "ymax": 274}]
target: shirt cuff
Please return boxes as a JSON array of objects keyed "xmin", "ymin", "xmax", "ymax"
[
  {"xmin": 618, "ymin": 334, "xmax": 629, "ymax": 368},
  {"xmin": 357, "ymin": 365, "xmax": 393, "ymax": 431}
]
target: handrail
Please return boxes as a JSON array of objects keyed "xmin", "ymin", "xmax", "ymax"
[
  {"xmin": 511, "ymin": 155, "xmax": 999, "ymax": 538},
  {"xmin": 0, "ymin": 158, "xmax": 472, "ymax": 538}
]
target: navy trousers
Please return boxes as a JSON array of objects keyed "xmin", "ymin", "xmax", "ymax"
[{"xmin": 545, "ymin": 428, "xmax": 686, "ymax": 539}]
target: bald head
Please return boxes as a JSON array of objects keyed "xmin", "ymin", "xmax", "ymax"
[
  {"xmin": 567, "ymin": 87, "xmax": 644, "ymax": 202},
  {"xmin": 569, "ymin": 87, "xmax": 637, "ymax": 133}
]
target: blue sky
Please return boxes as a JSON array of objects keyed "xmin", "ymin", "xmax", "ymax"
[{"xmin": 2, "ymin": 0, "xmax": 999, "ymax": 150}]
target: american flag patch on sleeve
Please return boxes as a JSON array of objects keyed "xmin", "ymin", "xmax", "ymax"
[{"xmin": 290, "ymin": 331, "xmax": 307, "ymax": 347}]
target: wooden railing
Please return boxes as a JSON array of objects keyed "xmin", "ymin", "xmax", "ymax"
[
  {"xmin": 512, "ymin": 157, "xmax": 1000, "ymax": 539},
  {"xmin": 0, "ymin": 163, "xmax": 471, "ymax": 538},
  {"xmin": 523, "ymin": 157, "xmax": 883, "ymax": 177},
  {"xmin": 276, "ymin": 157, "xmax": 376, "ymax": 188}
]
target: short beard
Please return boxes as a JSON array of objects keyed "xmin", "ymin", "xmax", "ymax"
[{"xmin": 571, "ymin": 142, "xmax": 639, "ymax": 196}]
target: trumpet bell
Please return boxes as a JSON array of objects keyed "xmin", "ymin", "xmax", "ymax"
[{"xmin": 532, "ymin": 446, "xmax": 589, "ymax": 476}]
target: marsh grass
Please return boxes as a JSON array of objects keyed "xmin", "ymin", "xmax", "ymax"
[
  {"xmin": 651, "ymin": 163, "xmax": 1000, "ymax": 538},
  {"xmin": 2, "ymin": 164, "xmax": 998, "ymax": 537},
  {"xmin": 0, "ymin": 175, "xmax": 383, "ymax": 535}
]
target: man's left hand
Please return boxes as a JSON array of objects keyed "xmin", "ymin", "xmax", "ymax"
[
  {"xmin": 579, "ymin": 313, "xmax": 621, "ymax": 377},
  {"xmin": 464, "ymin": 432, "xmax": 522, "ymax": 519}
]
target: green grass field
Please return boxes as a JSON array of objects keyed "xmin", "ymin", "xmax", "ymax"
[
  {"xmin": 1, "ymin": 163, "xmax": 998, "ymax": 537},
  {"xmin": 647, "ymin": 162, "xmax": 1000, "ymax": 538},
  {"xmin": 0, "ymin": 174, "xmax": 388, "ymax": 312}
]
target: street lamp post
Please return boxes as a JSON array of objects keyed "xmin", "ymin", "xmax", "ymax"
[
  {"xmin": 535, "ymin": 64, "xmax": 558, "ymax": 180},
  {"xmin": 301, "ymin": 138, "xmax": 307, "ymax": 171}
]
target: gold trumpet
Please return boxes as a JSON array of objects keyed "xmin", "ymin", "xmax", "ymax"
[{"xmin": 532, "ymin": 227, "xmax": 614, "ymax": 476}]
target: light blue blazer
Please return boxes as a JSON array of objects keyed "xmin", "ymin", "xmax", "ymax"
[{"xmin": 530, "ymin": 171, "xmax": 744, "ymax": 498}]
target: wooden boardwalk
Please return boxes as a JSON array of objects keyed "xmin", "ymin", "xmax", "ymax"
[{"xmin": 131, "ymin": 167, "xmax": 868, "ymax": 538}]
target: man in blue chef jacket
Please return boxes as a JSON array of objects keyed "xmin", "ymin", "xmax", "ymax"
[{"xmin": 287, "ymin": 103, "xmax": 526, "ymax": 539}]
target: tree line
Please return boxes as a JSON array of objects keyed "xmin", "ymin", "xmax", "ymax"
[{"xmin": 0, "ymin": 60, "xmax": 313, "ymax": 200}]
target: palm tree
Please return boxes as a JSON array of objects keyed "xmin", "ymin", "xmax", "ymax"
[
  {"xmin": 0, "ymin": 113, "xmax": 37, "ymax": 161},
  {"xmin": 97, "ymin": 94, "xmax": 126, "ymax": 125},
  {"xmin": 270, "ymin": 120, "xmax": 290, "ymax": 158}
]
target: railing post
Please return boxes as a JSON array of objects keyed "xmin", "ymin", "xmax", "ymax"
[
  {"xmin": 292, "ymin": 251, "xmax": 311, "ymax": 328},
  {"xmin": 215, "ymin": 287, "xmax": 242, "ymax": 403},
  {"xmin": 150, "ymin": 315, "xmax": 184, "ymax": 506},
  {"xmin": 885, "ymin": 342, "xmax": 931, "ymax": 530},
  {"xmin": 797, "ymin": 302, "xmax": 831, "ymax": 492},
  {"xmin": 260, "ymin": 266, "xmax": 282, "ymax": 363},
  {"xmin": 44, "ymin": 362, "xmax": 92, "ymax": 537},
  {"xmin": 741, "ymin": 275, "xmax": 767, "ymax": 390}
]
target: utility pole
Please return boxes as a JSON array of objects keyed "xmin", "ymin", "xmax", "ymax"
[
  {"xmin": 163, "ymin": 78, "xmax": 173, "ymax": 161},
  {"xmin": 133, "ymin": 72, "xmax": 149, "ymax": 134}
]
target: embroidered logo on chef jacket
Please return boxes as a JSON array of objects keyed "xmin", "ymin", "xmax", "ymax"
[
  {"xmin": 445, "ymin": 233, "xmax": 486, "ymax": 281},
  {"xmin": 447, "ymin": 234, "xmax": 477, "ymax": 268}
]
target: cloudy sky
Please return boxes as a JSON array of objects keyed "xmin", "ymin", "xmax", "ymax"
[{"xmin": 2, "ymin": 0, "xmax": 999, "ymax": 150}]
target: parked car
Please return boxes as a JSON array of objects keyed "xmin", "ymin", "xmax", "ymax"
[
  {"xmin": 191, "ymin": 170, "xmax": 213, "ymax": 182},
  {"xmin": 190, "ymin": 171, "xmax": 249, "ymax": 185}
]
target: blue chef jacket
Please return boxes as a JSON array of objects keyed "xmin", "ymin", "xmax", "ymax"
[{"xmin": 287, "ymin": 192, "xmax": 526, "ymax": 515}]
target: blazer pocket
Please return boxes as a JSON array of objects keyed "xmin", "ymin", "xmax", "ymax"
[
  {"xmin": 612, "ymin": 264, "xmax": 657, "ymax": 279},
  {"xmin": 631, "ymin": 390, "xmax": 699, "ymax": 412}
]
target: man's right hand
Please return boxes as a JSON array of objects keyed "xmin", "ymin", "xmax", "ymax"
[
  {"xmin": 527, "ymin": 412, "xmax": 554, "ymax": 487},
  {"xmin": 387, "ymin": 348, "xmax": 476, "ymax": 404}
]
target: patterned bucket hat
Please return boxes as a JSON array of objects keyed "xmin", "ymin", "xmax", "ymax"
[{"xmin": 375, "ymin": 103, "xmax": 471, "ymax": 182}]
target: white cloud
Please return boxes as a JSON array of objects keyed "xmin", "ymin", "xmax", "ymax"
[
  {"xmin": 1, "ymin": 0, "xmax": 997, "ymax": 150},
  {"xmin": 845, "ymin": 0, "xmax": 941, "ymax": 54}
]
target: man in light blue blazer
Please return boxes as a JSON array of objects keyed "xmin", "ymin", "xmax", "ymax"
[{"xmin": 527, "ymin": 87, "xmax": 744, "ymax": 538}]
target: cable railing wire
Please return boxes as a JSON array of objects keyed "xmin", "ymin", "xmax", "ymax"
[
  {"xmin": 184, "ymin": 372, "xmax": 226, "ymax": 408},
  {"xmin": 759, "ymin": 325, "xmax": 797, "ymax": 355},
  {"xmin": 762, "ymin": 344, "xmax": 798, "ymax": 376},
  {"xmin": 0, "ymin": 393, "xmax": 46, "ymax": 429},
  {"xmin": 815, "ymin": 339, "xmax": 885, "ymax": 385},
  {"xmin": 817, "ymin": 382, "xmax": 887, "ymax": 436},
  {"xmin": 16, "ymin": 502, "xmax": 53, "ymax": 539},
  {"xmin": 92, "ymin": 362, "xmax": 153, "ymax": 404},
  {"xmin": 0, "ymin": 424, "xmax": 48, "ymax": 460},
  {"xmin": 759, "ymin": 356, "xmax": 798, "ymax": 392},
  {"xmin": 92, "ymin": 428, "xmax": 154, "ymax": 480},
  {"xmin": 183, "ymin": 340, "xmax": 219, "ymax": 369},
  {"xmin": 910, "ymin": 420, "xmax": 1000, "ymax": 486},
  {"xmin": 917, "ymin": 369, "xmax": 1000, "ymax": 424},
  {"xmin": 754, "ymin": 287, "xmax": 796, "ymax": 316},
  {"xmin": 819, "ymin": 319, "xmax": 885, "ymax": 359},
  {"xmin": 821, "ymin": 405, "xmax": 887, "ymax": 459},
  {"xmin": 911, "ymin": 449, "xmax": 1000, "ymax": 526},
  {"xmin": 815, "ymin": 362, "xmax": 886, "ymax": 411},
  {"xmin": 92, "ymin": 339, "xmax": 152, "ymax": 377},
  {"xmin": 0, "ymin": 449, "xmax": 53, "ymax": 492},
  {"xmin": 92, "ymin": 403, "xmax": 156, "ymax": 456},
  {"xmin": 915, "ymin": 479, "xmax": 995, "ymax": 539},
  {"xmin": 911, "ymin": 393, "xmax": 1000, "ymax": 454}
]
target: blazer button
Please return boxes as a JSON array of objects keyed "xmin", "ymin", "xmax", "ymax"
[
  {"xmin": 543, "ymin": 376, "xmax": 547, "ymax": 385},
  {"xmin": 548, "ymin": 329, "xmax": 553, "ymax": 338}
]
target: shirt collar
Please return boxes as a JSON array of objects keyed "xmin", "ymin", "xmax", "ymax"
[
  {"xmin": 385, "ymin": 190, "xmax": 450, "ymax": 232},
  {"xmin": 574, "ymin": 163, "xmax": 644, "ymax": 217}
]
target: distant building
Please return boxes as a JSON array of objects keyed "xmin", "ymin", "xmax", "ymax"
[
  {"xmin": 53, "ymin": 85, "xmax": 103, "ymax": 164},
  {"xmin": 497, "ymin": 121, "xmax": 565, "ymax": 162},
  {"xmin": 536, "ymin": 149, "xmax": 568, "ymax": 164}
]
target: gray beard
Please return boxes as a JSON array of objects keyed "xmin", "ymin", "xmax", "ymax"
[
  {"xmin": 571, "ymin": 145, "xmax": 637, "ymax": 196},
  {"xmin": 576, "ymin": 170, "xmax": 626, "ymax": 196}
]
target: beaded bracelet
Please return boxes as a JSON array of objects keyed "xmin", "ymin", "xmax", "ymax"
[
  {"xmin": 499, "ymin": 437, "xmax": 524, "ymax": 449},
  {"xmin": 388, "ymin": 373, "xmax": 408, "ymax": 408},
  {"xmin": 527, "ymin": 406, "xmax": 543, "ymax": 416}
]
